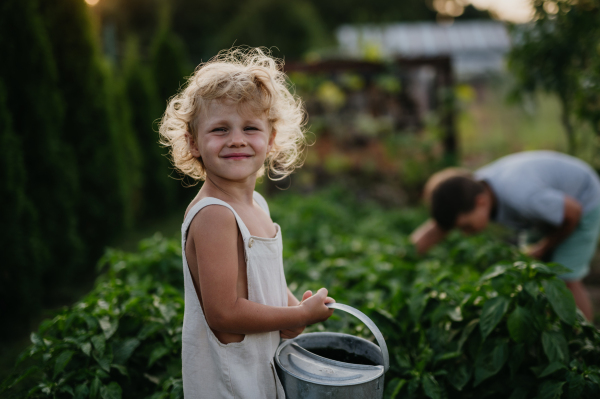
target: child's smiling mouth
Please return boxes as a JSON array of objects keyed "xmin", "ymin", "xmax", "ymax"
[{"xmin": 221, "ymin": 153, "xmax": 253, "ymax": 160}]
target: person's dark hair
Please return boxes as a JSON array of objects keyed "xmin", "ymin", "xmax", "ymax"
[{"xmin": 431, "ymin": 176, "xmax": 485, "ymax": 230}]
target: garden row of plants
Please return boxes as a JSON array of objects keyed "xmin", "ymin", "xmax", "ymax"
[{"xmin": 2, "ymin": 188, "xmax": 599, "ymax": 398}]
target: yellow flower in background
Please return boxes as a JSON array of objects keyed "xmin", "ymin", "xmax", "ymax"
[
  {"xmin": 455, "ymin": 83, "xmax": 476, "ymax": 103},
  {"xmin": 317, "ymin": 81, "xmax": 346, "ymax": 110},
  {"xmin": 363, "ymin": 42, "xmax": 382, "ymax": 62}
]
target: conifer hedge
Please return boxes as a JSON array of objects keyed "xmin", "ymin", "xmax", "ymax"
[
  {"xmin": 122, "ymin": 37, "xmax": 176, "ymax": 216},
  {"xmin": 0, "ymin": 0, "xmax": 192, "ymax": 338},
  {"xmin": 0, "ymin": 0, "xmax": 82, "ymax": 338},
  {"xmin": 38, "ymin": 0, "xmax": 133, "ymax": 253},
  {"xmin": 0, "ymin": 79, "xmax": 44, "ymax": 338}
]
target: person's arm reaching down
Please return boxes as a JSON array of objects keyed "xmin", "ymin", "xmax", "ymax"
[
  {"xmin": 526, "ymin": 195, "xmax": 582, "ymax": 259},
  {"xmin": 410, "ymin": 219, "xmax": 449, "ymax": 255}
]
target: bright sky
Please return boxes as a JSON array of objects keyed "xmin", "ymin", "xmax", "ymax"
[{"xmin": 469, "ymin": 0, "xmax": 535, "ymax": 23}]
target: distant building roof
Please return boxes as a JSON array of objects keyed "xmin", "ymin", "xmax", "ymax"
[{"xmin": 337, "ymin": 21, "xmax": 512, "ymax": 79}]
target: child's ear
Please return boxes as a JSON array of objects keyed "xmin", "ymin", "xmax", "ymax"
[{"xmin": 185, "ymin": 132, "xmax": 201, "ymax": 158}]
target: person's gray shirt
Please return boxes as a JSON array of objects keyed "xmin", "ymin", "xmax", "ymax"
[{"xmin": 474, "ymin": 151, "xmax": 600, "ymax": 230}]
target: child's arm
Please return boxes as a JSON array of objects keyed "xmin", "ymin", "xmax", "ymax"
[
  {"xmin": 526, "ymin": 195, "xmax": 582, "ymax": 259},
  {"xmin": 190, "ymin": 206, "xmax": 334, "ymax": 335},
  {"xmin": 410, "ymin": 219, "xmax": 448, "ymax": 254},
  {"xmin": 287, "ymin": 288, "xmax": 300, "ymax": 306}
]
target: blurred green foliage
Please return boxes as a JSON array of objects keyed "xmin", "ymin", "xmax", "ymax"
[
  {"xmin": 0, "ymin": 0, "xmax": 83, "ymax": 339},
  {"xmin": 0, "ymin": 235, "xmax": 185, "ymax": 398},
  {"xmin": 2, "ymin": 188, "xmax": 599, "ymax": 398},
  {"xmin": 0, "ymin": 0, "xmax": 193, "ymax": 339},
  {"xmin": 0, "ymin": 75, "xmax": 46, "ymax": 343},
  {"xmin": 97, "ymin": 0, "xmax": 489, "ymax": 60},
  {"xmin": 122, "ymin": 37, "xmax": 177, "ymax": 216},
  {"xmin": 509, "ymin": 0, "xmax": 600, "ymax": 154}
]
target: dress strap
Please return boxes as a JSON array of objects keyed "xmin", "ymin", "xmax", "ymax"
[{"xmin": 181, "ymin": 197, "xmax": 252, "ymax": 246}]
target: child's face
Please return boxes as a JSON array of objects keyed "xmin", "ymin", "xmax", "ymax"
[
  {"xmin": 187, "ymin": 100, "xmax": 275, "ymax": 182},
  {"xmin": 454, "ymin": 194, "xmax": 490, "ymax": 234}
]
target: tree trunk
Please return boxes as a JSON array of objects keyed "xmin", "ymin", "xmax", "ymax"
[{"xmin": 559, "ymin": 93, "xmax": 576, "ymax": 154}]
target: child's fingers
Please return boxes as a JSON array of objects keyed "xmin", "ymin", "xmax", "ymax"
[
  {"xmin": 280, "ymin": 330, "xmax": 294, "ymax": 339},
  {"xmin": 315, "ymin": 287, "xmax": 328, "ymax": 298},
  {"xmin": 324, "ymin": 296, "xmax": 335, "ymax": 304},
  {"xmin": 280, "ymin": 326, "xmax": 305, "ymax": 339},
  {"xmin": 301, "ymin": 290, "xmax": 313, "ymax": 302}
]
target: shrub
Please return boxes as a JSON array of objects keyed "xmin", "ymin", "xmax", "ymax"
[
  {"xmin": 0, "ymin": 235, "xmax": 184, "ymax": 399},
  {"xmin": 3, "ymin": 189, "xmax": 599, "ymax": 398}
]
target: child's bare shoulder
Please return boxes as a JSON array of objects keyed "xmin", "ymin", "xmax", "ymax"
[{"xmin": 186, "ymin": 203, "xmax": 238, "ymax": 242}]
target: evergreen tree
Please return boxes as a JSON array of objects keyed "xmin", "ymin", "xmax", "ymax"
[
  {"xmin": 151, "ymin": 26, "xmax": 192, "ymax": 106},
  {"xmin": 214, "ymin": 0, "xmax": 330, "ymax": 58},
  {"xmin": 122, "ymin": 36, "xmax": 176, "ymax": 215},
  {"xmin": 0, "ymin": 0, "xmax": 81, "ymax": 336},
  {"xmin": 0, "ymin": 80, "xmax": 45, "ymax": 337},
  {"xmin": 37, "ymin": 0, "xmax": 130, "ymax": 266},
  {"xmin": 108, "ymin": 64, "xmax": 144, "ymax": 227},
  {"xmin": 150, "ymin": 26, "xmax": 195, "ymax": 195}
]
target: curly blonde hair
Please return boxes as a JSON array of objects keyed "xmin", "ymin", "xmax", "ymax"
[{"xmin": 158, "ymin": 47, "xmax": 307, "ymax": 182}]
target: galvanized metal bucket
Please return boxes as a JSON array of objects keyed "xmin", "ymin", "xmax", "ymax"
[{"xmin": 274, "ymin": 303, "xmax": 389, "ymax": 399}]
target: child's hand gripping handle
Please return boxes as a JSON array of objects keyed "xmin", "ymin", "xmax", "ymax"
[{"xmin": 299, "ymin": 287, "xmax": 335, "ymax": 325}]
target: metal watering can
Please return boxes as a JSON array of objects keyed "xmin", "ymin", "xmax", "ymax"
[{"xmin": 275, "ymin": 303, "xmax": 389, "ymax": 399}]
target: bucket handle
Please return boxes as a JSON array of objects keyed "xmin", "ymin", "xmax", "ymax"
[{"xmin": 326, "ymin": 303, "xmax": 389, "ymax": 372}]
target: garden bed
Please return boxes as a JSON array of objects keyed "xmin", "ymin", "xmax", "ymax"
[{"xmin": 2, "ymin": 188, "xmax": 599, "ymax": 398}]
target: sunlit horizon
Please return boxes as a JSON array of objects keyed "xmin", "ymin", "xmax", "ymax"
[
  {"xmin": 82, "ymin": 0, "xmax": 536, "ymax": 23},
  {"xmin": 469, "ymin": 0, "xmax": 535, "ymax": 23}
]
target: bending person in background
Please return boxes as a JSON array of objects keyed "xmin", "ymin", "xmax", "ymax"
[{"xmin": 411, "ymin": 151, "xmax": 600, "ymax": 321}]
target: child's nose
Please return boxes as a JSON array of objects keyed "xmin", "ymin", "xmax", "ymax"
[{"xmin": 228, "ymin": 128, "xmax": 246, "ymax": 146}]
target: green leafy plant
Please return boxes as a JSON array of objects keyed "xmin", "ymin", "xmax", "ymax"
[
  {"xmin": 3, "ymin": 188, "xmax": 599, "ymax": 398},
  {"xmin": 1, "ymin": 235, "xmax": 184, "ymax": 399}
]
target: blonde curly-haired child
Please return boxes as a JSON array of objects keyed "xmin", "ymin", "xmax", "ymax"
[{"xmin": 159, "ymin": 48, "xmax": 334, "ymax": 398}]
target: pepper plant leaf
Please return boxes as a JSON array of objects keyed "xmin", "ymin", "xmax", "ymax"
[
  {"xmin": 479, "ymin": 296, "xmax": 510, "ymax": 340},
  {"xmin": 53, "ymin": 350, "xmax": 74, "ymax": 379},
  {"xmin": 542, "ymin": 278, "xmax": 576, "ymax": 325},
  {"xmin": 536, "ymin": 380, "xmax": 565, "ymax": 399},
  {"xmin": 447, "ymin": 362, "xmax": 471, "ymax": 391},
  {"xmin": 542, "ymin": 331, "xmax": 569, "ymax": 364},
  {"xmin": 474, "ymin": 339, "xmax": 509, "ymax": 386},
  {"xmin": 539, "ymin": 361, "xmax": 567, "ymax": 377},
  {"xmin": 384, "ymin": 378, "xmax": 407, "ymax": 399},
  {"xmin": 422, "ymin": 373, "xmax": 442, "ymax": 399},
  {"xmin": 507, "ymin": 305, "xmax": 534, "ymax": 343},
  {"xmin": 100, "ymin": 382, "xmax": 122, "ymax": 399}
]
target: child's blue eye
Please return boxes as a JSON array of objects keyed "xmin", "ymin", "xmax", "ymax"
[
  {"xmin": 211, "ymin": 127, "xmax": 226, "ymax": 132},
  {"xmin": 244, "ymin": 126, "xmax": 258, "ymax": 131}
]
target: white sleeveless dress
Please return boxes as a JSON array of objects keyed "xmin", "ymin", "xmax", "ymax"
[{"xmin": 181, "ymin": 191, "xmax": 287, "ymax": 398}]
